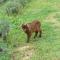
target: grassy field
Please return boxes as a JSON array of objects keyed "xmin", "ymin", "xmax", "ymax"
[{"xmin": 0, "ymin": 0, "xmax": 60, "ymax": 60}]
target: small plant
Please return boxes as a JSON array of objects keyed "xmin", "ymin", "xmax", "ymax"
[
  {"xmin": 6, "ymin": 1, "xmax": 23, "ymax": 15},
  {"xmin": 6, "ymin": 0, "xmax": 31, "ymax": 16},
  {"xmin": 0, "ymin": 0, "xmax": 7, "ymax": 4},
  {"xmin": 0, "ymin": 20, "xmax": 10, "ymax": 41}
]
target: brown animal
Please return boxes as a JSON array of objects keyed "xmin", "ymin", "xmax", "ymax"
[{"xmin": 22, "ymin": 20, "xmax": 42, "ymax": 43}]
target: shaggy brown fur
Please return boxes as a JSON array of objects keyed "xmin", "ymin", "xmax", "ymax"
[{"xmin": 22, "ymin": 20, "xmax": 42, "ymax": 43}]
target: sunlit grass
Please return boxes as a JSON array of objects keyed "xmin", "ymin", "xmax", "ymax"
[{"xmin": 0, "ymin": 0, "xmax": 60, "ymax": 60}]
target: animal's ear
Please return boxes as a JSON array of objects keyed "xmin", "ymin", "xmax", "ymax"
[
  {"xmin": 25, "ymin": 24, "xmax": 28, "ymax": 28},
  {"xmin": 22, "ymin": 24, "xmax": 24, "ymax": 28},
  {"xmin": 22, "ymin": 24, "xmax": 26, "ymax": 29},
  {"xmin": 26, "ymin": 24, "xmax": 30, "ymax": 31}
]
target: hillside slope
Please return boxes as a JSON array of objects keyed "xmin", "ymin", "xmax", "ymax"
[{"xmin": 0, "ymin": 0, "xmax": 60, "ymax": 60}]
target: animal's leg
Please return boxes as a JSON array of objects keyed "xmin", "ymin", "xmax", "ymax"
[
  {"xmin": 0, "ymin": 33, "xmax": 2, "ymax": 37},
  {"xmin": 27, "ymin": 36, "xmax": 30, "ymax": 43},
  {"xmin": 34, "ymin": 32, "xmax": 38, "ymax": 38},
  {"xmin": 27, "ymin": 33, "xmax": 31, "ymax": 43},
  {"xmin": 39, "ymin": 30, "xmax": 42, "ymax": 37}
]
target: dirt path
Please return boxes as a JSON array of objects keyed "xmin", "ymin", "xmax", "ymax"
[{"xmin": 11, "ymin": 45, "xmax": 34, "ymax": 60}]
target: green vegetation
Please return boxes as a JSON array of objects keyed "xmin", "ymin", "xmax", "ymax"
[{"xmin": 0, "ymin": 0, "xmax": 60, "ymax": 60}]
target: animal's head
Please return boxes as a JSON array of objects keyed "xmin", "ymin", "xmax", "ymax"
[{"xmin": 22, "ymin": 24, "xmax": 28, "ymax": 32}]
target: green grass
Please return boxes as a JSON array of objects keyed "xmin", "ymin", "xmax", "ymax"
[{"xmin": 0, "ymin": 0, "xmax": 60, "ymax": 60}]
